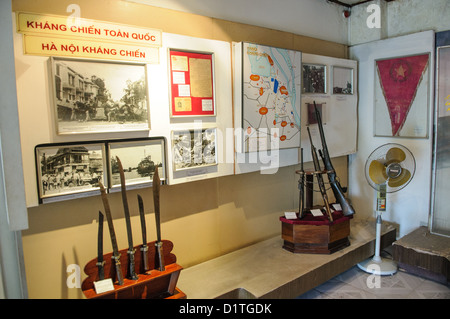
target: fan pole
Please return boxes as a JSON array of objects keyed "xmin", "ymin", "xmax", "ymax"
[{"xmin": 357, "ymin": 186, "xmax": 398, "ymax": 276}]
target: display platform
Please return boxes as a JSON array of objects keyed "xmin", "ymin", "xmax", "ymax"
[
  {"xmin": 177, "ymin": 217, "xmax": 396, "ymax": 299},
  {"xmin": 280, "ymin": 210, "xmax": 352, "ymax": 254}
]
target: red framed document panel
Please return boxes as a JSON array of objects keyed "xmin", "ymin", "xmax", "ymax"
[{"xmin": 168, "ymin": 49, "xmax": 216, "ymax": 117}]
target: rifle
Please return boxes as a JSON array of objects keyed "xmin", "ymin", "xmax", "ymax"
[
  {"xmin": 307, "ymin": 127, "xmax": 333, "ymax": 222},
  {"xmin": 314, "ymin": 101, "xmax": 355, "ymax": 216},
  {"xmin": 298, "ymin": 148, "xmax": 305, "ymax": 219}
]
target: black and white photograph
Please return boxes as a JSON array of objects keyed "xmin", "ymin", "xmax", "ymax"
[
  {"xmin": 51, "ymin": 57, "xmax": 150, "ymax": 134},
  {"xmin": 108, "ymin": 138, "xmax": 166, "ymax": 188},
  {"xmin": 332, "ymin": 66, "xmax": 353, "ymax": 94},
  {"xmin": 302, "ymin": 63, "xmax": 326, "ymax": 94},
  {"xmin": 35, "ymin": 143, "xmax": 107, "ymax": 201},
  {"xmin": 171, "ymin": 128, "xmax": 217, "ymax": 171}
]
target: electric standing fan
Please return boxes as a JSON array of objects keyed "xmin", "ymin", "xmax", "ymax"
[{"xmin": 357, "ymin": 143, "xmax": 416, "ymax": 275}]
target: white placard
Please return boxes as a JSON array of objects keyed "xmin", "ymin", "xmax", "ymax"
[
  {"xmin": 332, "ymin": 203, "xmax": 342, "ymax": 211},
  {"xmin": 178, "ymin": 84, "xmax": 191, "ymax": 96},
  {"xmin": 94, "ymin": 278, "xmax": 115, "ymax": 294},
  {"xmin": 202, "ymin": 99, "xmax": 213, "ymax": 111},
  {"xmin": 284, "ymin": 212, "xmax": 298, "ymax": 219},
  {"xmin": 172, "ymin": 71, "xmax": 185, "ymax": 84},
  {"xmin": 310, "ymin": 209, "xmax": 324, "ymax": 217}
]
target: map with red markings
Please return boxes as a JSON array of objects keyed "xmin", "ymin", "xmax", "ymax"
[{"xmin": 242, "ymin": 43, "xmax": 301, "ymax": 152}]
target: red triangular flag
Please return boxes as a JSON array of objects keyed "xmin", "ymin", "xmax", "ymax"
[{"xmin": 376, "ymin": 54, "xmax": 429, "ymax": 136}]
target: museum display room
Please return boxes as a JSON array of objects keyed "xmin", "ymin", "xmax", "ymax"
[{"xmin": 0, "ymin": 0, "xmax": 449, "ymax": 302}]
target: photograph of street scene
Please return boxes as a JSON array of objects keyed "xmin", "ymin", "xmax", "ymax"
[
  {"xmin": 52, "ymin": 57, "xmax": 149, "ymax": 134},
  {"xmin": 36, "ymin": 143, "xmax": 106, "ymax": 200}
]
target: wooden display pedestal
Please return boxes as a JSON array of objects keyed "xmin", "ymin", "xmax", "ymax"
[
  {"xmin": 82, "ymin": 240, "xmax": 185, "ymax": 299},
  {"xmin": 280, "ymin": 211, "xmax": 351, "ymax": 254},
  {"xmin": 393, "ymin": 226, "xmax": 450, "ymax": 285}
]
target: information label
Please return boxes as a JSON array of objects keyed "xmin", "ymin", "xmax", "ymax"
[
  {"xmin": 23, "ymin": 35, "xmax": 159, "ymax": 63},
  {"xmin": 17, "ymin": 12, "xmax": 161, "ymax": 47}
]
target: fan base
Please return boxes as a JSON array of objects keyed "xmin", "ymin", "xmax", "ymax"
[{"xmin": 357, "ymin": 257, "xmax": 398, "ymax": 276}]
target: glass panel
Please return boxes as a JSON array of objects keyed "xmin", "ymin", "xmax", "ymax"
[{"xmin": 431, "ymin": 45, "xmax": 450, "ymax": 237}]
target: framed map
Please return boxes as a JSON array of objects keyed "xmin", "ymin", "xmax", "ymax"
[{"xmin": 240, "ymin": 42, "xmax": 301, "ymax": 152}]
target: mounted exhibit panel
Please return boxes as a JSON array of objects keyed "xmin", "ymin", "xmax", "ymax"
[
  {"xmin": 168, "ymin": 49, "xmax": 216, "ymax": 118},
  {"xmin": 301, "ymin": 53, "xmax": 358, "ymax": 164},
  {"xmin": 34, "ymin": 137, "xmax": 166, "ymax": 204},
  {"xmin": 233, "ymin": 41, "xmax": 302, "ymax": 174},
  {"xmin": 160, "ymin": 33, "xmax": 234, "ymax": 184},
  {"xmin": 236, "ymin": 42, "xmax": 302, "ymax": 153},
  {"xmin": 14, "ymin": 26, "xmax": 234, "ymax": 206}
]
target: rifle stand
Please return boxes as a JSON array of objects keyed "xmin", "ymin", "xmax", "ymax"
[
  {"xmin": 81, "ymin": 240, "xmax": 185, "ymax": 299},
  {"xmin": 280, "ymin": 209, "xmax": 352, "ymax": 254},
  {"xmin": 296, "ymin": 169, "xmax": 336, "ymax": 221}
]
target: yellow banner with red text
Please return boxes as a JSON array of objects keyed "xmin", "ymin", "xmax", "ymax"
[{"xmin": 17, "ymin": 12, "xmax": 161, "ymax": 63}]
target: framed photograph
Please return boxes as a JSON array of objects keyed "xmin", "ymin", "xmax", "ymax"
[
  {"xmin": 168, "ymin": 49, "xmax": 216, "ymax": 117},
  {"xmin": 50, "ymin": 57, "xmax": 150, "ymax": 134},
  {"xmin": 35, "ymin": 142, "xmax": 107, "ymax": 203},
  {"xmin": 241, "ymin": 42, "xmax": 301, "ymax": 152},
  {"xmin": 332, "ymin": 66, "xmax": 353, "ymax": 94},
  {"xmin": 305, "ymin": 101, "xmax": 326, "ymax": 125},
  {"xmin": 302, "ymin": 63, "xmax": 326, "ymax": 94},
  {"xmin": 374, "ymin": 53, "xmax": 429, "ymax": 137},
  {"xmin": 107, "ymin": 138, "xmax": 166, "ymax": 189},
  {"xmin": 171, "ymin": 128, "xmax": 217, "ymax": 171}
]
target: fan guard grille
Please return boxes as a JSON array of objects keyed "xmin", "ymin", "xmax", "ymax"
[{"xmin": 365, "ymin": 143, "xmax": 416, "ymax": 193}]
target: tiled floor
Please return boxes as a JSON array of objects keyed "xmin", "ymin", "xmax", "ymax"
[{"xmin": 297, "ymin": 265, "xmax": 450, "ymax": 299}]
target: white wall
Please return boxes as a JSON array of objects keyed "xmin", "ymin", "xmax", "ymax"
[
  {"xmin": 349, "ymin": 31, "xmax": 435, "ymax": 238},
  {"xmin": 127, "ymin": 0, "xmax": 349, "ymax": 44},
  {"xmin": 349, "ymin": 0, "xmax": 450, "ymax": 46},
  {"xmin": 347, "ymin": 0, "xmax": 450, "ymax": 238}
]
